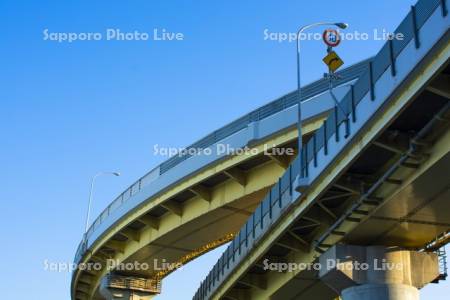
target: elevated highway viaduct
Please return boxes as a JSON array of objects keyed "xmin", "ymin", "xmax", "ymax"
[
  {"xmin": 72, "ymin": 0, "xmax": 450, "ymax": 299},
  {"xmin": 193, "ymin": 0, "xmax": 450, "ymax": 299},
  {"xmin": 71, "ymin": 44, "xmax": 369, "ymax": 299}
]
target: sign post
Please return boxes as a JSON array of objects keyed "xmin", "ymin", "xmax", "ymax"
[{"xmin": 322, "ymin": 28, "xmax": 350, "ymax": 138}]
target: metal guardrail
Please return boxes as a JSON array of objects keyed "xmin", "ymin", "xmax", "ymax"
[
  {"xmin": 73, "ymin": 54, "xmax": 369, "ymax": 264},
  {"xmin": 193, "ymin": 0, "xmax": 448, "ymax": 298},
  {"xmin": 158, "ymin": 61, "xmax": 368, "ymax": 174}
]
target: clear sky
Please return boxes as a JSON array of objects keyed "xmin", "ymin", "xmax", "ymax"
[{"xmin": 0, "ymin": 0, "xmax": 448, "ymax": 299}]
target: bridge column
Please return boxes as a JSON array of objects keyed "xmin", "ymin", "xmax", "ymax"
[
  {"xmin": 99, "ymin": 274, "xmax": 160, "ymax": 300},
  {"xmin": 319, "ymin": 245, "xmax": 439, "ymax": 300}
]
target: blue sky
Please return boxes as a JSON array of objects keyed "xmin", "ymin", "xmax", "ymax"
[{"xmin": 0, "ymin": 0, "xmax": 448, "ymax": 299}]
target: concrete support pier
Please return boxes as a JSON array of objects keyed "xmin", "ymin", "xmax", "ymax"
[
  {"xmin": 341, "ymin": 283, "xmax": 419, "ymax": 300},
  {"xmin": 99, "ymin": 274, "xmax": 160, "ymax": 300},
  {"xmin": 319, "ymin": 245, "xmax": 440, "ymax": 300}
]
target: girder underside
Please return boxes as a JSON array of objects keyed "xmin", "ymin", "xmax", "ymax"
[{"xmin": 212, "ymin": 40, "xmax": 450, "ymax": 300}]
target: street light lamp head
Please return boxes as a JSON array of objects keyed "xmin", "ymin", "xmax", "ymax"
[
  {"xmin": 335, "ymin": 23, "xmax": 349, "ymax": 29},
  {"xmin": 113, "ymin": 172, "xmax": 121, "ymax": 176}
]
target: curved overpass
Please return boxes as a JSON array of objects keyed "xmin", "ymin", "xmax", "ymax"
[
  {"xmin": 71, "ymin": 58, "xmax": 368, "ymax": 299},
  {"xmin": 192, "ymin": 1, "xmax": 450, "ymax": 299}
]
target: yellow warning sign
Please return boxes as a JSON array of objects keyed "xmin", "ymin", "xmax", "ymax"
[{"xmin": 323, "ymin": 51, "xmax": 344, "ymax": 72}]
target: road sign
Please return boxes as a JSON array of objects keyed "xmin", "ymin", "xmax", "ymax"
[
  {"xmin": 322, "ymin": 29, "xmax": 341, "ymax": 47},
  {"xmin": 323, "ymin": 51, "xmax": 344, "ymax": 72}
]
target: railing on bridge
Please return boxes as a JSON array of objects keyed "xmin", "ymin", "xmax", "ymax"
[{"xmin": 193, "ymin": 0, "xmax": 448, "ymax": 298}]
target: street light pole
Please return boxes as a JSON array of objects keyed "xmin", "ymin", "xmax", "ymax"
[
  {"xmin": 296, "ymin": 22, "xmax": 348, "ymax": 191},
  {"xmin": 84, "ymin": 171, "xmax": 121, "ymax": 236}
]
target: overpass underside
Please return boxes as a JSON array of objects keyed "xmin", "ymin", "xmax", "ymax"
[
  {"xmin": 261, "ymin": 65, "xmax": 450, "ymax": 300},
  {"xmin": 214, "ymin": 52, "xmax": 450, "ymax": 300},
  {"xmin": 72, "ymin": 74, "xmax": 351, "ymax": 299},
  {"xmin": 202, "ymin": 6, "xmax": 450, "ymax": 299},
  {"xmin": 76, "ymin": 125, "xmax": 323, "ymax": 300}
]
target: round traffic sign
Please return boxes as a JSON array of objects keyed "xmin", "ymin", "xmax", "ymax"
[{"xmin": 322, "ymin": 29, "xmax": 341, "ymax": 47}]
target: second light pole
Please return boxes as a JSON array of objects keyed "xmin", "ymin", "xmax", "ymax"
[{"xmin": 84, "ymin": 171, "xmax": 121, "ymax": 237}]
